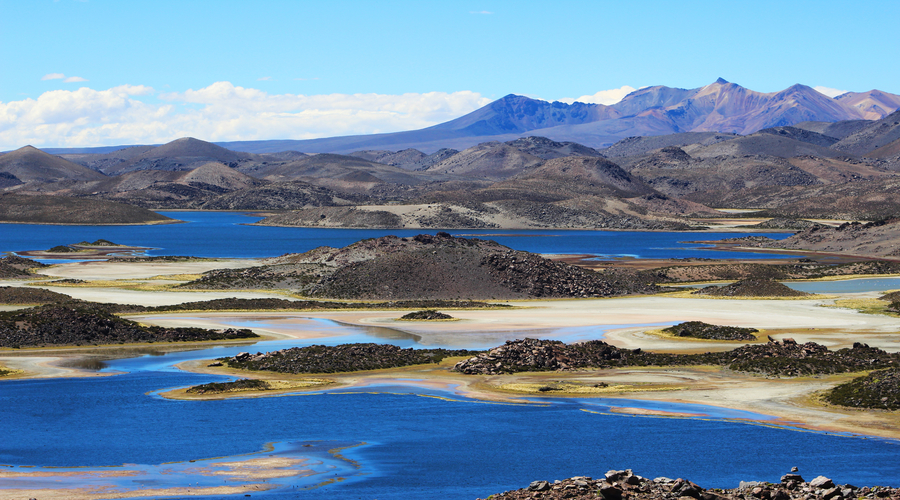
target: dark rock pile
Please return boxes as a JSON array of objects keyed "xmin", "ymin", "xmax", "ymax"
[
  {"xmin": 722, "ymin": 340, "xmax": 898, "ymax": 377},
  {"xmin": 185, "ymin": 379, "xmax": 269, "ymax": 395},
  {"xmin": 226, "ymin": 343, "xmax": 479, "ymax": 374},
  {"xmin": 662, "ymin": 321, "xmax": 758, "ymax": 341},
  {"xmin": 452, "ymin": 338, "xmax": 900, "ymax": 377},
  {"xmin": 824, "ymin": 366, "xmax": 900, "ymax": 410},
  {"xmin": 0, "ymin": 302, "xmax": 258, "ymax": 348},
  {"xmin": 453, "ymin": 338, "xmax": 632, "ymax": 375},
  {"xmin": 0, "ymin": 255, "xmax": 46, "ymax": 278},
  {"xmin": 480, "ymin": 468, "xmax": 900, "ymax": 500},
  {"xmin": 482, "ymin": 250, "xmax": 664, "ymax": 298},
  {"xmin": 399, "ymin": 310, "xmax": 453, "ymax": 320},
  {"xmin": 0, "ymin": 286, "xmax": 72, "ymax": 304},
  {"xmin": 693, "ymin": 279, "xmax": 812, "ymax": 297}
]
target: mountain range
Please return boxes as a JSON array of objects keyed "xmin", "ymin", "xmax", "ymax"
[
  {"xmin": 3, "ymin": 79, "xmax": 900, "ymax": 229},
  {"xmin": 203, "ymin": 79, "xmax": 900, "ymax": 154}
]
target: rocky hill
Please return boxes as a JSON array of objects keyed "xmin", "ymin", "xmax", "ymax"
[
  {"xmin": 692, "ymin": 278, "xmax": 812, "ymax": 297},
  {"xmin": 0, "ymin": 145, "xmax": 105, "ymax": 183},
  {"xmin": 752, "ymin": 218, "xmax": 900, "ymax": 258},
  {"xmin": 453, "ymin": 337, "xmax": 898, "ymax": 377},
  {"xmin": 0, "ymin": 302, "xmax": 258, "ymax": 348},
  {"xmin": 223, "ymin": 344, "xmax": 477, "ymax": 373},
  {"xmin": 0, "ymin": 256, "xmax": 47, "ymax": 279},
  {"xmin": 181, "ymin": 233, "xmax": 668, "ymax": 300},
  {"xmin": 0, "ymin": 193, "xmax": 177, "ymax": 224}
]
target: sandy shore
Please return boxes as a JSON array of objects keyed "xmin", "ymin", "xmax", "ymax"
[
  {"xmin": 34, "ymin": 258, "xmax": 259, "ymax": 280},
  {"xmin": 128, "ymin": 294, "xmax": 900, "ymax": 350}
]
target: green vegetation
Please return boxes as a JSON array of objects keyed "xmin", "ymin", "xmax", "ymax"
[
  {"xmin": 185, "ymin": 379, "xmax": 270, "ymax": 394},
  {"xmin": 823, "ymin": 367, "xmax": 900, "ymax": 410}
]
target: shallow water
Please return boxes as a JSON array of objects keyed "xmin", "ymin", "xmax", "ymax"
[{"xmin": 2, "ymin": 323, "xmax": 900, "ymax": 499}]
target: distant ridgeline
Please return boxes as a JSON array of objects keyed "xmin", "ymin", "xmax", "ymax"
[{"xmin": 1, "ymin": 80, "xmax": 898, "ymax": 228}]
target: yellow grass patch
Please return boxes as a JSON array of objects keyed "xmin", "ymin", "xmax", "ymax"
[
  {"xmin": 146, "ymin": 273, "xmax": 205, "ymax": 281},
  {"xmin": 661, "ymin": 290, "xmax": 832, "ymax": 300},
  {"xmin": 824, "ymin": 298, "xmax": 898, "ymax": 317}
]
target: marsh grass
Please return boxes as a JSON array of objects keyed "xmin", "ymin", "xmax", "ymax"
[{"xmin": 824, "ymin": 298, "xmax": 899, "ymax": 317}]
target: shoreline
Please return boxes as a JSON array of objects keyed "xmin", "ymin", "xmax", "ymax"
[{"xmin": 163, "ymin": 357, "xmax": 900, "ymax": 441}]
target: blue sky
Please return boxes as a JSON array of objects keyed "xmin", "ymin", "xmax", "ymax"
[{"xmin": 1, "ymin": 0, "xmax": 897, "ymax": 149}]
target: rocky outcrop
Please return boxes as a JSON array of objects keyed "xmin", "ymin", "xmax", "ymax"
[
  {"xmin": 692, "ymin": 279, "xmax": 812, "ymax": 297},
  {"xmin": 453, "ymin": 338, "xmax": 634, "ymax": 374},
  {"xmin": 0, "ymin": 286, "xmax": 71, "ymax": 304},
  {"xmin": 480, "ymin": 468, "xmax": 900, "ymax": 500},
  {"xmin": 824, "ymin": 366, "xmax": 900, "ymax": 410},
  {"xmin": 225, "ymin": 344, "xmax": 478, "ymax": 373},
  {"xmin": 399, "ymin": 310, "xmax": 453, "ymax": 320},
  {"xmin": 452, "ymin": 338, "xmax": 900, "ymax": 377},
  {"xmin": 662, "ymin": 321, "xmax": 758, "ymax": 341},
  {"xmin": 193, "ymin": 232, "xmax": 671, "ymax": 300},
  {"xmin": 753, "ymin": 218, "xmax": 900, "ymax": 258},
  {"xmin": 0, "ymin": 255, "xmax": 47, "ymax": 278},
  {"xmin": 0, "ymin": 302, "xmax": 258, "ymax": 348}
]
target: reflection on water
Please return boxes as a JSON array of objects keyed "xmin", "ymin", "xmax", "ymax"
[{"xmin": 3, "ymin": 440, "xmax": 367, "ymax": 497}]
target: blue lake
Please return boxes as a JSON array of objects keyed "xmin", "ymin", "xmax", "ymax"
[
  {"xmin": 0, "ymin": 210, "xmax": 793, "ymax": 260},
  {"xmin": 2, "ymin": 212, "xmax": 899, "ymax": 498},
  {"xmin": 2, "ymin": 328, "xmax": 900, "ymax": 499}
]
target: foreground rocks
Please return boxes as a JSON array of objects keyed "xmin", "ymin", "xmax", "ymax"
[
  {"xmin": 480, "ymin": 469, "xmax": 900, "ymax": 500},
  {"xmin": 453, "ymin": 338, "xmax": 900, "ymax": 377}
]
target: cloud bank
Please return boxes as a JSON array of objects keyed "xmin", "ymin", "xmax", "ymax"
[
  {"xmin": 0, "ymin": 82, "xmax": 491, "ymax": 150},
  {"xmin": 813, "ymin": 86, "xmax": 850, "ymax": 98},
  {"xmin": 560, "ymin": 86, "xmax": 637, "ymax": 105}
]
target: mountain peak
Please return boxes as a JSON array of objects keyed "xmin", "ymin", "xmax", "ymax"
[{"xmin": 714, "ymin": 77, "xmax": 729, "ymax": 85}]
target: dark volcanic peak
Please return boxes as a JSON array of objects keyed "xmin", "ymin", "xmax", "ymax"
[
  {"xmin": 756, "ymin": 126, "xmax": 839, "ymax": 147},
  {"xmin": 503, "ymin": 136, "xmax": 604, "ymax": 159},
  {"xmin": 792, "ymin": 119, "xmax": 872, "ymax": 140},
  {"xmin": 601, "ymin": 132, "xmax": 738, "ymax": 158},
  {"xmin": 0, "ymin": 145, "xmax": 105, "ymax": 183},
  {"xmin": 831, "ymin": 109, "xmax": 900, "ymax": 156},
  {"xmin": 690, "ymin": 132, "xmax": 845, "ymax": 159},
  {"xmin": 430, "ymin": 94, "xmax": 617, "ymax": 135}
]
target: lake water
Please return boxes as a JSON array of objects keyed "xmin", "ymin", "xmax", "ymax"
[
  {"xmin": 2, "ymin": 213, "xmax": 899, "ymax": 498},
  {"xmin": 1, "ymin": 210, "xmax": 793, "ymax": 260},
  {"xmin": 3, "ymin": 338, "xmax": 900, "ymax": 500}
]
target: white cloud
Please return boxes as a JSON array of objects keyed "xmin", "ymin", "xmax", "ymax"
[
  {"xmin": 257, "ymin": 76, "xmax": 272, "ymax": 81},
  {"xmin": 813, "ymin": 86, "xmax": 850, "ymax": 98},
  {"xmin": 470, "ymin": 10, "xmax": 492, "ymax": 14},
  {"xmin": 560, "ymin": 86, "xmax": 637, "ymax": 105},
  {"xmin": 42, "ymin": 73, "xmax": 66, "ymax": 80},
  {"xmin": 64, "ymin": 76, "xmax": 88, "ymax": 83},
  {"xmin": 0, "ymin": 82, "xmax": 492, "ymax": 150}
]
